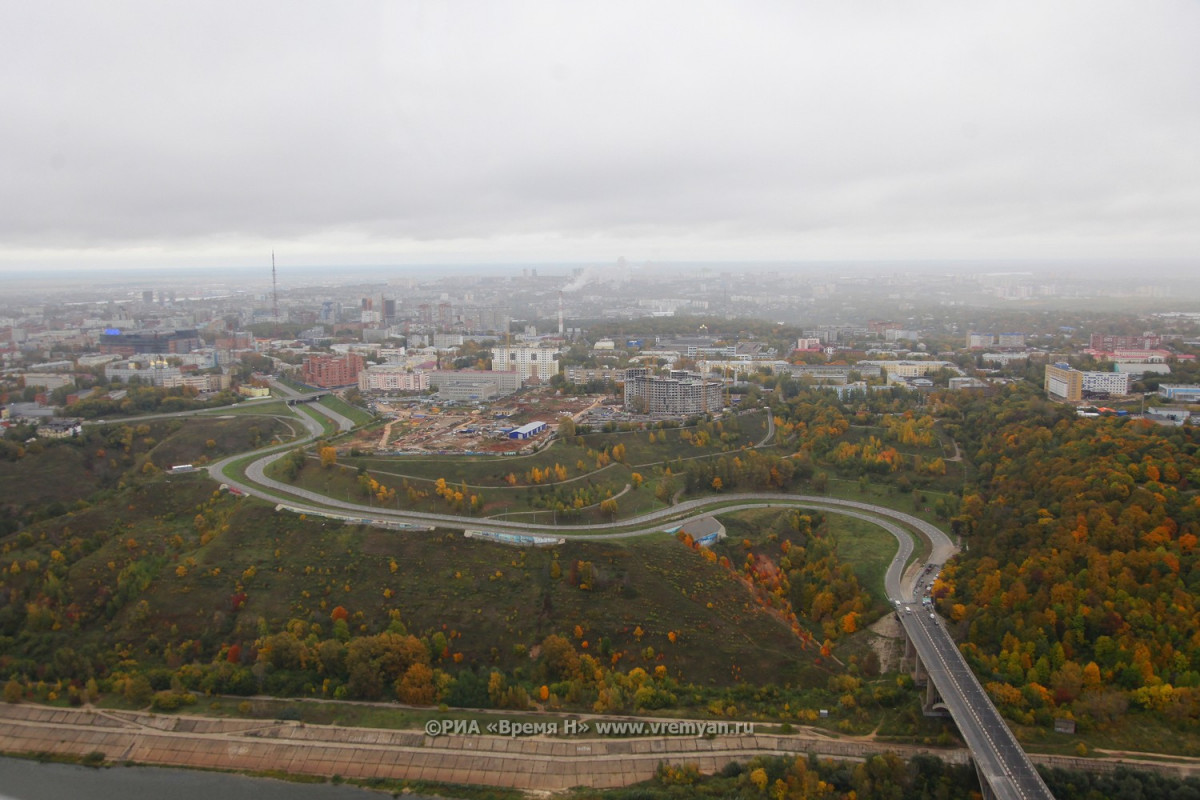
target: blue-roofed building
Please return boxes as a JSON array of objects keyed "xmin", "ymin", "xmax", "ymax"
[
  {"xmin": 1159, "ymin": 385, "xmax": 1200, "ymax": 403},
  {"xmin": 508, "ymin": 421, "xmax": 547, "ymax": 439}
]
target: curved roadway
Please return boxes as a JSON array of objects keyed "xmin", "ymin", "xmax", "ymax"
[{"xmin": 206, "ymin": 402, "xmax": 1054, "ymax": 800}]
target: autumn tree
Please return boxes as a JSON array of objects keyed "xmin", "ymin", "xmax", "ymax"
[{"xmin": 540, "ymin": 634, "xmax": 581, "ymax": 682}]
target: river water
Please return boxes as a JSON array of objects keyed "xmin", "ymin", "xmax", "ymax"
[{"xmin": 0, "ymin": 756, "xmax": 446, "ymax": 800}]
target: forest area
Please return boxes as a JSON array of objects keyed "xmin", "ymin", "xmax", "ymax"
[{"xmin": 931, "ymin": 387, "xmax": 1200, "ymax": 740}]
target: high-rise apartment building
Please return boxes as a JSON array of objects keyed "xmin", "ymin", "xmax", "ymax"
[
  {"xmin": 492, "ymin": 344, "xmax": 562, "ymax": 382},
  {"xmin": 303, "ymin": 353, "xmax": 365, "ymax": 388},
  {"xmin": 624, "ymin": 368, "xmax": 723, "ymax": 416}
]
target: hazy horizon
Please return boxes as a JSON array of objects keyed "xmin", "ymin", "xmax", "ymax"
[{"xmin": 3, "ymin": 2, "xmax": 1198, "ymax": 273}]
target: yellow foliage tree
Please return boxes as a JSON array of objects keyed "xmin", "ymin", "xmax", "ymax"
[{"xmin": 749, "ymin": 767, "xmax": 768, "ymax": 792}]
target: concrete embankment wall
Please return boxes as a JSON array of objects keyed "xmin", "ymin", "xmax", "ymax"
[
  {"xmin": 0, "ymin": 704, "xmax": 967, "ymax": 791},
  {"xmin": 5, "ymin": 704, "xmax": 1192, "ymax": 789}
]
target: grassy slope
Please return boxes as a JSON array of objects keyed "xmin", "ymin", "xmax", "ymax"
[
  {"xmin": 8, "ymin": 482, "xmax": 834, "ymax": 689},
  {"xmin": 317, "ymin": 395, "xmax": 374, "ymax": 427},
  {"xmin": 147, "ymin": 416, "xmax": 289, "ymax": 470}
]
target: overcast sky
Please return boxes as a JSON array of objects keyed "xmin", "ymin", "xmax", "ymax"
[{"xmin": 2, "ymin": 1, "xmax": 1198, "ymax": 272}]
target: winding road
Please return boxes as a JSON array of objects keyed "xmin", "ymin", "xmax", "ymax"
[{"xmin": 205, "ymin": 397, "xmax": 1054, "ymax": 799}]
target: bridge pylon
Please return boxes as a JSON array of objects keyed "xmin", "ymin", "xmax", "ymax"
[
  {"xmin": 898, "ymin": 620, "xmax": 949, "ymax": 716},
  {"xmin": 974, "ymin": 762, "xmax": 999, "ymax": 800}
]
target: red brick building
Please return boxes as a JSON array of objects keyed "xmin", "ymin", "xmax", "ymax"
[
  {"xmin": 302, "ymin": 354, "xmax": 365, "ymax": 387},
  {"xmin": 1089, "ymin": 332, "xmax": 1162, "ymax": 350}
]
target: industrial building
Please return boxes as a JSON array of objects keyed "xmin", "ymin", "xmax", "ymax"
[
  {"xmin": 428, "ymin": 369, "xmax": 520, "ymax": 402},
  {"xmin": 624, "ymin": 368, "xmax": 723, "ymax": 416},
  {"xmin": 681, "ymin": 516, "xmax": 727, "ymax": 547},
  {"xmin": 1158, "ymin": 385, "xmax": 1200, "ymax": 403},
  {"xmin": 508, "ymin": 421, "xmax": 547, "ymax": 439}
]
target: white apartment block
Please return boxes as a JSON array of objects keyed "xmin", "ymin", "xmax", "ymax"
[
  {"xmin": 357, "ymin": 365, "xmax": 430, "ymax": 393},
  {"xmin": 161, "ymin": 373, "xmax": 230, "ymax": 393},
  {"xmin": 492, "ymin": 344, "xmax": 562, "ymax": 382},
  {"xmin": 858, "ymin": 360, "xmax": 957, "ymax": 378},
  {"xmin": 1081, "ymin": 371, "xmax": 1132, "ymax": 396},
  {"xmin": 564, "ymin": 367, "xmax": 623, "ymax": 385}
]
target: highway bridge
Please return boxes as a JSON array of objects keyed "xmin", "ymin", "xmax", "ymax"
[{"xmin": 207, "ymin": 403, "xmax": 1056, "ymax": 799}]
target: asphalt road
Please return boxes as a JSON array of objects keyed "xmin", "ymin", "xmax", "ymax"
[{"xmin": 205, "ymin": 402, "xmax": 1053, "ymax": 798}]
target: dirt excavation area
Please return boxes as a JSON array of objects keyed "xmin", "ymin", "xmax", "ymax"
[
  {"xmin": 345, "ymin": 392, "xmax": 600, "ymax": 455},
  {"xmin": 867, "ymin": 611, "xmax": 906, "ymax": 675}
]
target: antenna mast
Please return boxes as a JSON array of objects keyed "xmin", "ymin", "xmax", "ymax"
[{"xmin": 271, "ymin": 251, "xmax": 279, "ymax": 325}]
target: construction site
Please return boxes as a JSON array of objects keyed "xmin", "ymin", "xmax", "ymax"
[{"xmin": 342, "ymin": 388, "xmax": 600, "ymax": 456}]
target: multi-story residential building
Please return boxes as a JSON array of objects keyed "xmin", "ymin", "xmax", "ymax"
[
  {"xmin": 623, "ymin": 368, "xmax": 723, "ymax": 416},
  {"xmin": 980, "ymin": 352, "xmax": 1033, "ymax": 365},
  {"xmin": 1045, "ymin": 363, "xmax": 1084, "ymax": 402},
  {"xmin": 857, "ymin": 360, "xmax": 957, "ymax": 378},
  {"xmin": 161, "ymin": 373, "xmax": 230, "ymax": 393},
  {"xmin": 784, "ymin": 363, "xmax": 883, "ymax": 382},
  {"xmin": 1045, "ymin": 363, "xmax": 1131, "ymax": 401},
  {"xmin": 21, "ymin": 373, "xmax": 75, "ymax": 391},
  {"xmin": 459, "ymin": 306, "xmax": 510, "ymax": 334},
  {"xmin": 1081, "ymin": 371, "xmax": 1132, "ymax": 396},
  {"xmin": 653, "ymin": 336, "xmax": 731, "ymax": 358},
  {"xmin": 104, "ymin": 360, "xmax": 183, "ymax": 386},
  {"xmin": 966, "ymin": 332, "xmax": 995, "ymax": 349},
  {"xmin": 1089, "ymin": 332, "xmax": 1162, "ymax": 350},
  {"xmin": 302, "ymin": 353, "xmax": 365, "ymax": 388},
  {"xmin": 491, "ymin": 344, "xmax": 562, "ymax": 382},
  {"xmin": 996, "ymin": 332, "xmax": 1026, "ymax": 349},
  {"xmin": 563, "ymin": 367, "xmax": 623, "ymax": 386},
  {"xmin": 357, "ymin": 365, "xmax": 430, "ymax": 393}
]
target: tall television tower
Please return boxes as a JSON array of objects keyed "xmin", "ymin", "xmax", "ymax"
[{"xmin": 271, "ymin": 251, "xmax": 279, "ymax": 323}]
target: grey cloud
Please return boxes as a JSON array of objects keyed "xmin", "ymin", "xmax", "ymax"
[{"xmin": 1, "ymin": 1, "xmax": 1198, "ymax": 267}]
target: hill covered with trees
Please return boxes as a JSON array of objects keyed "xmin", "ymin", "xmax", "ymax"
[{"xmin": 933, "ymin": 387, "xmax": 1200, "ymax": 742}]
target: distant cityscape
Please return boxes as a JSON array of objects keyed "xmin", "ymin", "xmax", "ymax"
[{"xmin": 3, "ymin": 261, "xmax": 1200, "ymax": 433}]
